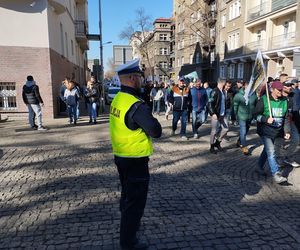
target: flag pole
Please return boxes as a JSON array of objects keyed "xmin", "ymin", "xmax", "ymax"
[{"xmin": 264, "ymin": 79, "xmax": 272, "ymax": 118}]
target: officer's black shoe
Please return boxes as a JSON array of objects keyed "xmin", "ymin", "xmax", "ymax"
[{"xmin": 120, "ymin": 241, "xmax": 148, "ymax": 250}]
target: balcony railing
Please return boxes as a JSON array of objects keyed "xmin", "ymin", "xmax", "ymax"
[
  {"xmin": 272, "ymin": 0, "xmax": 296, "ymax": 12},
  {"xmin": 75, "ymin": 20, "xmax": 87, "ymax": 37},
  {"xmin": 245, "ymin": 39, "xmax": 266, "ymax": 53},
  {"xmin": 247, "ymin": 1, "xmax": 269, "ymax": 21},
  {"xmin": 270, "ymin": 32, "xmax": 296, "ymax": 49}
]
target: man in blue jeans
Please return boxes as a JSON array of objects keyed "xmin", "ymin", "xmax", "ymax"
[
  {"xmin": 168, "ymin": 77, "xmax": 190, "ymax": 140},
  {"xmin": 189, "ymin": 79, "xmax": 208, "ymax": 138},
  {"xmin": 254, "ymin": 81, "xmax": 290, "ymax": 184}
]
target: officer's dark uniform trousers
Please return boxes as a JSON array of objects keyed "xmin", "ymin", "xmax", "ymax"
[{"xmin": 115, "ymin": 156, "xmax": 150, "ymax": 246}]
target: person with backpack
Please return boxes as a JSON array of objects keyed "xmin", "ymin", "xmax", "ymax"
[{"xmin": 22, "ymin": 75, "xmax": 47, "ymax": 131}]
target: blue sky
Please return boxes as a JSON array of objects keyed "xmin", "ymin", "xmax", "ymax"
[{"xmin": 87, "ymin": 0, "xmax": 173, "ymax": 71}]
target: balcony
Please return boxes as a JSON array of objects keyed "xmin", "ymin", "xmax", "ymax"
[
  {"xmin": 270, "ymin": 32, "xmax": 296, "ymax": 49},
  {"xmin": 245, "ymin": 39, "xmax": 266, "ymax": 53},
  {"xmin": 75, "ymin": 20, "xmax": 89, "ymax": 50},
  {"xmin": 272, "ymin": 0, "xmax": 296, "ymax": 12},
  {"xmin": 48, "ymin": 0, "xmax": 66, "ymax": 14},
  {"xmin": 247, "ymin": 1, "xmax": 269, "ymax": 21}
]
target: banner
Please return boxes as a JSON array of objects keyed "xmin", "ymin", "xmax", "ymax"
[
  {"xmin": 183, "ymin": 71, "xmax": 199, "ymax": 82},
  {"xmin": 244, "ymin": 50, "xmax": 267, "ymax": 104}
]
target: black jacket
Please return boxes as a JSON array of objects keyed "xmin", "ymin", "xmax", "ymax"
[
  {"xmin": 22, "ymin": 83, "xmax": 43, "ymax": 105},
  {"xmin": 208, "ymin": 87, "xmax": 225, "ymax": 117},
  {"xmin": 85, "ymin": 86, "xmax": 99, "ymax": 103},
  {"xmin": 122, "ymin": 85, "xmax": 162, "ymax": 139}
]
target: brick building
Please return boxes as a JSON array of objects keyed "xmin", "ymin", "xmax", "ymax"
[{"xmin": 0, "ymin": 0, "xmax": 89, "ymax": 118}]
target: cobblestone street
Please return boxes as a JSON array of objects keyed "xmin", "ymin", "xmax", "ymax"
[{"xmin": 1, "ymin": 114, "xmax": 300, "ymax": 250}]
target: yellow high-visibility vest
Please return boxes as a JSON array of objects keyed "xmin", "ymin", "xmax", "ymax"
[{"xmin": 109, "ymin": 92, "xmax": 153, "ymax": 157}]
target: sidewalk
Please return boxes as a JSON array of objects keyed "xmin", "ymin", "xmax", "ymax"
[{"xmin": 0, "ymin": 114, "xmax": 300, "ymax": 249}]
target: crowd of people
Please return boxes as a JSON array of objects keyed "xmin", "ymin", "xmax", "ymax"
[{"xmin": 141, "ymin": 73, "xmax": 300, "ymax": 185}]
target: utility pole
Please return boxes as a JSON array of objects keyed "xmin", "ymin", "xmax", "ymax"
[{"xmin": 99, "ymin": 0, "xmax": 105, "ymax": 112}]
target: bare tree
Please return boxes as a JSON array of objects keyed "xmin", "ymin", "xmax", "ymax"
[{"xmin": 119, "ymin": 8, "xmax": 154, "ymax": 81}]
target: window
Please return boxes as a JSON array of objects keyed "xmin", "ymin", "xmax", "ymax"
[
  {"xmin": 65, "ymin": 32, "xmax": 69, "ymax": 58},
  {"xmin": 229, "ymin": 64, "xmax": 235, "ymax": 79},
  {"xmin": 177, "ymin": 58, "xmax": 180, "ymax": 67},
  {"xmin": 159, "ymin": 34, "xmax": 168, "ymax": 41},
  {"xmin": 221, "ymin": 14, "xmax": 226, "ymax": 28},
  {"xmin": 182, "ymin": 39, "xmax": 185, "ymax": 49},
  {"xmin": 196, "ymin": 52, "xmax": 200, "ymax": 63},
  {"xmin": 283, "ymin": 21, "xmax": 289, "ymax": 38},
  {"xmin": 60, "ymin": 23, "xmax": 64, "ymax": 56},
  {"xmin": 181, "ymin": 56, "xmax": 184, "ymax": 65},
  {"xmin": 159, "ymin": 61, "xmax": 168, "ymax": 68},
  {"xmin": 159, "ymin": 48, "xmax": 168, "ymax": 55},
  {"xmin": 220, "ymin": 65, "xmax": 227, "ymax": 78},
  {"xmin": 228, "ymin": 32, "xmax": 239, "ymax": 50},
  {"xmin": 257, "ymin": 30, "xmax": 262, "ymax": 41},
  {"xmin": 71, "ymin": 40, "xmax": 74, "ymax": 55},
  {"xmin": 237, "ymin": 63, "xmax": 244, "ymax": 79},
  {"xmin": 229, "ymin": 0, "xmax": 241, "ymax": 20},
  {"xmin": 0, "ymin": 82, "xmax": 17, "ymax": 110},
  {"xmin": 190, "ymin": 54, "xmax": 193, "ymax": 64}
]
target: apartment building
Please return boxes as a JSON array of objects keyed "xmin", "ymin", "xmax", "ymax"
[
  {"xmin": 218, "ymin": 0, "xmax": 300, "ymax": 81},
  {"xmin": 173, "ymin": 0, "xmax": 218, "ymax": 82},
  {"xmin": 0, "ymin": 0, "xmax": 89, "ymax": 118},
  {"xmin": 139, "ymin": 18, "xmax": 172, "ymax": 83}
]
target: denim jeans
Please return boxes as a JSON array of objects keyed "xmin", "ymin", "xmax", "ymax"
[
  {"xmin": 210, "ymin": 115, "xmax": 229, "ymax": 144},
  {"xmin": 172, "ymin": 110, "xmax": 187, "ymax": 135},
  {"xmin": 76, "ymin": 101, "xmax": 80, "ymax": 119},
  {"xmin": 192, "ymin": 110, "xmax": 206, "ymax": 135},
  {"xmin": 67, "ymin": 104, "xmax": 77, "ymax": 123},
  {"xmin": 27, "ymin": 104, "xmax": 42, "ymax": 128},
  {"xmin": 87, "ymin": 102, "xmax": 97, "ymax": 120},
  {"xmin": 152, "ymin": 100, "xmax": 160, "ymax": 114},
  {"xmin": 239, "ymin": 119, "xmax": 251, "ymax": 146},
  {"xmin": 258, "ymin": 136, "xmax": 280, "ymax": 175}
]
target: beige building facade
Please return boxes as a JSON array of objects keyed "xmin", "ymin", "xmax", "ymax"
[
  {"xmin": 0, "ymin": 0, "xmax": 89, "ymax": 118},
  {"xmin": 218, "ymin": 0, "xmax": 300, "ymax": 82},
  {"xmin": 173, "ymin": 0, "xmax": 217, "ymax": 82}
]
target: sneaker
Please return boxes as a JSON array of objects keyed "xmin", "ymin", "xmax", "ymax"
[
  {"xmin": 210, "ymin": 145, "xmax": 217, "ymax": 154},
  {"xmin": 37, "ymin": 126, "xmax": 47, "ymax": 131},
  {"xmin": 273, "ymin": 171, "xmax": 287, "ymax": 184},
  {"xmin": 94, "ymin": 120, "xmax": 97, "ymax": 124},
  {"xmin": 241, "ymin": 146, "xmax": 250, "ymax": 155},
  {"xmin": 214, "ymin": 139, "xmax": 224, "ymax": 151},
  {"xmin": 181, "ymin": 135, "xmax": 189, "ymax": 140},
  {"xmin": 193, "ymin": 134, "xmax": 198, "ymax": 139},
  {"xmin": 31, "ymin": 125, "xmax": 38, "ymax": 130},
  {"xmin": 88, "ymin": 119, "xmax": 92, "ymax": 123},
  {"xmin": 283, "ymin": 159, "xmax": 300, "ymax": 168}
]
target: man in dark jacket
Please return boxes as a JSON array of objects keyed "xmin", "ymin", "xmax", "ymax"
[
  {"xmin": 110, "ymin": 59, "xmax": 162, "ymax": 250},
  {"xmin": 189, "ymin": 79, "xmax": 208, "ymax": 138},
  {"xmin": 254, "ymin": 81, "xmax": 290, "ymax": 184},
  {"xmin": 208, "ymin": 79, "xmax": 229, "ymax": 153},
  {"xmin": 168, "ymin": 77, "xmax": 190, "ymax": 140},
  {"xmin": 22, "ymin": 75, "xmax": 47, "ymax": 130}
]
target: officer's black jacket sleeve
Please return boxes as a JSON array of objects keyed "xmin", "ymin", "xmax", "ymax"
[{"xmin": 125, "ymin": 101, "xmax": 162, "ymax": 138}]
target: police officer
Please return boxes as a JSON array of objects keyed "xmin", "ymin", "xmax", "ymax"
[{"xmin": 109, "ymin": 59, "xmax": 162, "ymax": 250}]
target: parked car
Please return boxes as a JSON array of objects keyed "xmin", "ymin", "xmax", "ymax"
[{"xmin": 105, "ymin": 87, "xmax": 120, "ymax": 104}]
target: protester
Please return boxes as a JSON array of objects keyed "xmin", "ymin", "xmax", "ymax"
[
  {"xmin": 64, "ymin": 80, "xmax": 80, "ymax": 125},
  {"xmin": 208, "ymin": 79, "xmax": 229, "ymax": 153},
  {"xmin": 109, "ymin": 59, "xmax": 162, "ymax": 250},
  {"xmin": 84, "ymin": 80, "xmax": 99, "ymax": 124},
  {"xmin": 168, "ymin": 77, "xmax": 190, "ymax": 140},
  {"xmin": 203, "ymin": 82, "xmax": 212, "ymax": 121},
  {"xmin": 150, "ymin": 83, "xmax": 164, "ymax": 115},
  {"xmin": 233, "ymin": 81, "xmax": 257, "ymax": 155},
  {"xmin": 163, "ymin": 82, "xmax": 173, "ymax": 120},
  {"xmin": 189, "ymin": 79, "xmax": 208, "ymax": 139},
  {"xmin": 22, "ymin": 75, "xmax": 47, "ymax": 131},
  {"xmin": 254, "ymin": 81, "xmax": 290, "ymax": 184}
]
